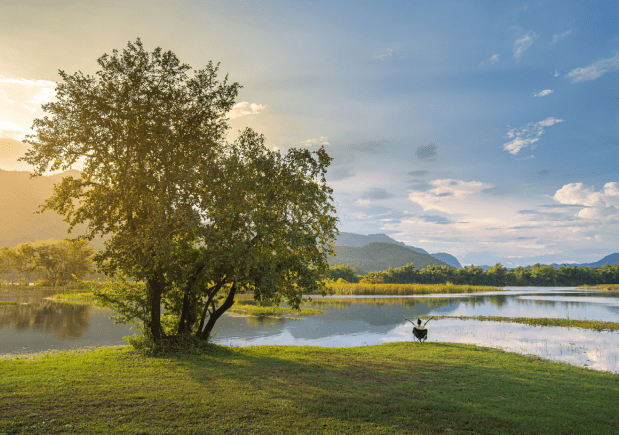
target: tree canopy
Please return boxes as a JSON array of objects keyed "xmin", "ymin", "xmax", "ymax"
[{"xmin": 21, "ymin": 39, "xmax": 338, "ymax": 343}]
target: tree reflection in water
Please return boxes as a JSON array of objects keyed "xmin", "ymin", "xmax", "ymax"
[{"xmin": 0, "ymin": 292, "xmax": 91, "ymax": 339}]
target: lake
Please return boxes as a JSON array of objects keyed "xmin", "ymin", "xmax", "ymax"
[{"xmin": 1, "ymin": 286, "xmax": 618, "ymax": 373}]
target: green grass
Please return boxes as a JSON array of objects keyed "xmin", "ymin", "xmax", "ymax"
[
  {"xmin": 325, "ymin": 282, "xmax": 500, "ymax": 296},
  {"xmin": 48, "ymin": 292, "xmax": 98, "ymax": 305},
  {"xmin": 1, "ymin": 343, "xmax": 617, "ymax": 434},
  {"xmin": 427, "ymin": 315, "xmax": 619, "ymax": 332},
  {"xmin": 0, "ymin": 300, "xmax": 19, "ymax": 305},
  {"xmin": 579, "ymin": 284, "xmax": 619, "ymax": 291},
  {"xmin": 229, "ymin": 304, "xmax": 325, "ymax": 317}
]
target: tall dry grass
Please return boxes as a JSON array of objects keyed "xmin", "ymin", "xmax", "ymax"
[{"xmin": 324, "ymin": 282, "xmax": 499, "ymax": 295}]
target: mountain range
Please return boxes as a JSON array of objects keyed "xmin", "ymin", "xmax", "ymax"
[
  {"xmin": 0, "ymin": 169, "xmax": 105, "ymax": 250},
  {"xmin": 335, "ymin": 232, "xmax": 462, "ymax": 269}
]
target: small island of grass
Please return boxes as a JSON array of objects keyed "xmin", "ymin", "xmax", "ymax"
[
  {"xmin": 229, "ymin": 304, "xmax": 325, "ymax": 318},
  {"xmin": 48, "ymin": 292, "xmax": 98, "ymax": 305},
  {"xmin": 429, "ymin": 315, "xmax": 619, "ymax": 332},
  {"xmin": 579, "ymin": 284, "xmax": 619, "ymax": 291}
]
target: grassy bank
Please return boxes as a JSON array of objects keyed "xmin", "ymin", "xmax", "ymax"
[
  {"xmin": 229, "ymin": 304, "xmax": 325, "ymax": 317},
  {"xmin": 428, "ymin": 315, "xmax": 619, "ymax": 332},
  {"xmin": 48, "ymin": 292, "xmax": 98, "ymax": 305},
  {"xmin": 0, "ymin": 300, "xmax": 19, "ymax": 305},
  {"xmin": 580, "ymin": 284, "xmax": 619, "ymax": 291},
  {"xmin": 325, "ymin": 282, "xmax": 500, "ymax": 296},
  {"xmin": 1, "ymin": 344, "xmax": 618, "ymax": 434}
]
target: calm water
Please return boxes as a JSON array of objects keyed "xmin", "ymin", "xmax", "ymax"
[{"xmin": 1, "ymin": 287, "xmax": 618, "ymax": 373}]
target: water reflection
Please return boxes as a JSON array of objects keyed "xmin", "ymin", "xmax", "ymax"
[
  {"xmin": 2, "ymin": 287, "xmax": 619, "ymax": 373},
  {"xmin": 0, "ymin": 300, "xmax": 91, "ymax": 338},
  {"xmin": 212, "ymin": 288, "xmax": 619, "ymax": 373},
  {"xmin": 0, "ymin": 288, "xmax": 134, "ymax": 355}
]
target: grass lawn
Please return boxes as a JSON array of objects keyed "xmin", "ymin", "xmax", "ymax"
[
  {"xmin": 1, "ymin": 343, "xmax": 617, "ymax": 434},
  {"xmin": 427, "ymin": 315, "xmax": 619, "ymax": 332}
]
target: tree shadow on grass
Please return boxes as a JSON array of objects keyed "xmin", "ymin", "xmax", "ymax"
[{"xmin": 151, "ymin": 342, "xmax": 618, "ymax": 434}]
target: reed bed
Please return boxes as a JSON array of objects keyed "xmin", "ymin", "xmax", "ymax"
[
  {"xmin": 579, "ymin": 284, "xmax": 619, "ymax": 291},
  {"xmin": 430, "ymin": 315, "xmax": 619, "ymax": 332},
  {"xmin": 325, "ymin": 282, "xmax": 500, "ymax": 295}
]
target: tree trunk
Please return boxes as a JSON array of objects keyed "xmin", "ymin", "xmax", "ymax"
[
  {"xmin": 199, "ymin": 281, "xmax": 237, "ymax": 340},
  {"xmin": 147, "ymin": 273, "xmax": 165, "ymax": 341},
  {"xmin": 178, "ymin": 264, "xmax": 206, "ymax": 335}
]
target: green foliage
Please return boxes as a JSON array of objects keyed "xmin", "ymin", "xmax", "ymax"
[
  {"xmin": 23, "ymin": 39, "xmax": 338, "ymax": 344},
  {"xmin": 347, "ymin": 260, "xmax": 619, "ymax": 287},
  {"xmin": 327, "ymin": 263, "xmax": 359, "ymax": 283},
  {"xmin": 0, "ymin": 239, "xmax": 94, "ymax": 286}
]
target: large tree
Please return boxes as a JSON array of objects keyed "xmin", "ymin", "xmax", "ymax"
[{"xmin": 22, "ymin": 39, "xmax": 338, "ymax": 342}]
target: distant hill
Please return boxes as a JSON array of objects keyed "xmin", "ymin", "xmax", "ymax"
[
  {"xmin": 335, "ymin": 231, "xmax": 462, "ymax": 267},
  {"xmin": 0, "ymin": 169, "xmax": 105, "ymax": 250},
  {"xmin": 551, "ymin": 253, "xmax": 619, "ymax": 269},
  {"xmin": 329, "ymin": 242, "xmax": 451, "ymax": 272},
  {"xmin": 429, "ymin": 252, "xmax": 462, "ymax": 269},
  {"xmin": 336, "ymin": 232, "xmax": 407, "ymax": 248}
]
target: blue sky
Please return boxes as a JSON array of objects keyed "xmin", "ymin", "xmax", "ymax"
[{"xmin": 1, "ymin": 0, "xmax": 618, "ymax": 266}]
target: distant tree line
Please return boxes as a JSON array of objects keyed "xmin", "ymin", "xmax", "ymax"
[
  {"xmin": 0, "ymin": 239, "xmax": 94, "ymax": 286},
  {"xmin": 328, "ymin": 262, "xmax": 619, "ymax": 287}
]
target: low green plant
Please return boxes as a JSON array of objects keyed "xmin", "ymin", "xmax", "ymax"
[
  {"xmin": 325, "ymin": 282, "xmax": 499, "ymax": 295},
  {"xmin": 430, "ymin": 315, "xmax": 619, "ymax": 331},
  {"xmin": 229, "ymin": 303, "xmax": 325, "ymax": 317},
  {"xmin": 580, "ymin": 284, "xmax": 619, "ymax": 291}
]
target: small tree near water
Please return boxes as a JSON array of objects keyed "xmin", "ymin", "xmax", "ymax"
[{"xmin": 21, "ymin": 39, "xmax": 338, "ymax": 344}]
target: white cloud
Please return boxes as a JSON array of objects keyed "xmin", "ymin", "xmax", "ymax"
[
  {"xmin": 513, "ymin": 30, "xmax": 538, "ymax": 59},
  {"xmin": 567, "ymin": 51, "xmax": 619, "ymax": 83},
  {"xmin": 408, "ymin": 179, "xmax": 493, "ymax": 213},
  {"xmin": 488, "ymin": 54, "xmax": 500, "ymax": 64},
  {"xmin": 553, "ymin": 182, "xmax": 619, "ymax": 219},
  {"xmin": 374, "ymin": 48, "xmax": 394, "ymax": 60},
  {"xmin": 0, "ymin": 77, "xmax": 56, "ymax": 112},
  {"xmin": 553, "ymin": 70, "xmax": 560, "ymax": 77},
  {"xmin": 534, "ymin": 89, "xmax": 553, "ymax": 97},
  {"xmin": 227, "ymin": 102, "xmax": 267, "ymax": 119},
  {"xmin": 0, "ymin": 120, "xmax": 33, "ymax": 141},
  {"xmin": 356, "ymin": 198, "xmax": 371, "ymax": 206},
  {"xmin": 552, "ymin": 30, "xmax": 572, "ymax": 43},
  {"xmin": 300, "ymin": 136, "xmax": 330, "ymax": 147},
  {"xmin": 0, "ymin": 90, "xmax": 15, "ymax": 105},
  {"xmin": 502, "ymin": 117, "xmax": 563, "ymax": 155},
  {"xmin": 0, "ymin": 77, "xmax": 56, "ymax": 87}
]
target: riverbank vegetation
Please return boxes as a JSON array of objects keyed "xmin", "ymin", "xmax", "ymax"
[
  {"xmin": 329, "ymin": 261, "xmax": 619, "ymax": 287},
  {"xmin": 1, "ymin": 343, "xmax": 617, "ymax": 434},
  {"xmin": 325, "ymin": 282, "xmax": 499, "ymax": 295},
  {"xmin": 228, "ymin": 304, "xmax": 325, "ymax": 317},
  {"xmin": 428, "ymin": 315, "xmax": 619, "ymax": 332},
  {"xmin": 580, "ymin": 284, "xmax": 619, "ymax": 291},
  {"xmin": 0, "ymin": 300, "xmax": 18, "ymax": 305},
  {"xmin": 48, "ymin": 292, "xmax": 98, "ymax": 305},
  {"xmin": 0, "ymin": 239, "xmax": 94, "ymax": 287}
]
